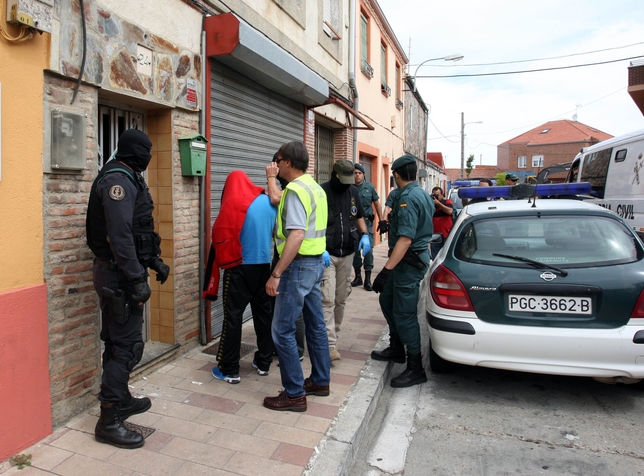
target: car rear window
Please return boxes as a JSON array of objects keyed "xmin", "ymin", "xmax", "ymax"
[
  {"xmin": 449, "ymin": 190, "xmax": 463, "ymax": 209},
  {"xmin": 454, "ymin": 215, "xmax": 640, "ymax": 267}
]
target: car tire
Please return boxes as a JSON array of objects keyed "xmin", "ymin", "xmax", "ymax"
[{"xmin": 429, "ymin": 338, "xmax": 455, "ymax": 373}]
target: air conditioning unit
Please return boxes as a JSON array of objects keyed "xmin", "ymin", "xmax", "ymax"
[{"xmin": 6, "ymin": 0, "xmax": 53, "ymax": 33}]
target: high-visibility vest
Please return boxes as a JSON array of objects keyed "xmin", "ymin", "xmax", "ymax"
[{"xmin": 276, "ymin": 174, "xmax": 327, "ymax": 256}]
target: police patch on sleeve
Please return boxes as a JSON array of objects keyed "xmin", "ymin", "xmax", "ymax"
[{"xmin": 109, "ymin": 185, "xmax": 126, "ymax": 201}]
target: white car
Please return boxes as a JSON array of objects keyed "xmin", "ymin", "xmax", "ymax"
[{"xmin": 426, "ymin": 184, "xmax": 644, "ymax": 385}]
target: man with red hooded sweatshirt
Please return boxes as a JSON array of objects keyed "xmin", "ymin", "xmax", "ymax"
[{"xmin": 203, "ymin": 171, "xmax": 277, "ymax": 383}]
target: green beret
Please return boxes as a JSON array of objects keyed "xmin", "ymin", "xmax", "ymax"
[
  {"xmin": 391, "ymin": 154, "xmax": 417, "ymax": 171},
  {"xmin": 354, "ymin": 163, "xmax": 365, "ymax": 174}
]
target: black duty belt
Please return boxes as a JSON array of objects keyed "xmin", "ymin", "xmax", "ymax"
[
  {"xmin": 94, "ymin": 257, "xmax": 118, "ymax": 270},
  {"xmin": 365, "ymin": 215, "xmax": 374, "ymax": 221}
]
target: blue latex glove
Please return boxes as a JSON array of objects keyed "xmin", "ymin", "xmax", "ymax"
[
  {"xmin": 322, "ymin": 250, "xmax": 331, "ymax": 267},
  {"xmin": 358, "ymin": 234, "xmax": 371, "ymax": 256}
]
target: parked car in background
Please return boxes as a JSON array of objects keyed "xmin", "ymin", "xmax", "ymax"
[{"xmin": 426, "ymin": 183, "xmax": 644, "ymax": 386}]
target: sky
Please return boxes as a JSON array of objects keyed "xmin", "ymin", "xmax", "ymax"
[{"xmin": 376, "ymin": 0, "xmax": 644, "ymax": 170}]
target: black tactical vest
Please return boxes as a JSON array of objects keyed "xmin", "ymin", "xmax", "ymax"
[{"xmin": 86, "ymin": 160, "xmax": 160, "ymax": 264}]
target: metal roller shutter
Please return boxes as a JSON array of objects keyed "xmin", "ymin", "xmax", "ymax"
[{"xmin": 209, "ymin": 60, "xmax": 305, "ymax": 336}]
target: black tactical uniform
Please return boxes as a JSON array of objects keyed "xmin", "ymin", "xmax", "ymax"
[{"xmin": 86, "ymin": 129, "xmax": 169, "ymax": 449}]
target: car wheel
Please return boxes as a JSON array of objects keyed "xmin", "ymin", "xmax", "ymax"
[{"xmin": 429, "ymin": 338, "xmax": 455, "ymax": 373}]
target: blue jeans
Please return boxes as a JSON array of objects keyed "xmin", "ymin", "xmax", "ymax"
[{"xmin": 272, "ymin": 256, "xmax": 330, "ymax": 397}]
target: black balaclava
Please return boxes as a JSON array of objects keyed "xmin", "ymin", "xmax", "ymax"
[
  {"xmin": 330, "ymin": 172, "xmax": 351, "ymax": 193},
  {"xmin": 116, "ymin": 129, "xmax": 153, "ymax": 172}
]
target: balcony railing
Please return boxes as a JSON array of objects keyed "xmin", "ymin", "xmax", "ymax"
[
  {"xmin": 381, "ymin": 82, "xmax": 391, "ymax": 97},
  {"xmin": 361, "ymin": 60, "xmax": 374, "ymax": 79},
  {"xmin": 395, "ymin": 98, "xmax": 404, "ymax": 109}
]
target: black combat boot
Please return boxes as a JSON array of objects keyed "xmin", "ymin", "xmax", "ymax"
[
  {"xmin": 120, "ymin": 394, "xmax": 152, "ymax": 420},
  {"xmin": 351, "ymin": 267, "xmax": 362, "ymax": 287},
  {"xmin": 363, "ymin": 271, "xmax": 373, "ymax": 291},
  {"xmin": 95, "ymin": 402, "xmax": 145, "ymax": 449},
  {"xmin": 390, "ymin": 352, "xmax": 428, "ymax": 388},
  {"xmin": 370, "ymin": 334, "xmax": 406, "ymax": 363}
]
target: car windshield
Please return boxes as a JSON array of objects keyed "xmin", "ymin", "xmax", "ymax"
[{"xmin": 454, "ymin": 215, "xmax": 640, "ymax": 267}]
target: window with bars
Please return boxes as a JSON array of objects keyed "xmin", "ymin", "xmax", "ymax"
[{"xmin": 315, "ymin": 123, "xmax": 335, "ymax": 184}]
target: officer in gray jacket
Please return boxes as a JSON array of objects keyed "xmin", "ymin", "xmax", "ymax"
[{"xmin": 86, "ymin": 129, "xmax": 169, "ymax": 449}]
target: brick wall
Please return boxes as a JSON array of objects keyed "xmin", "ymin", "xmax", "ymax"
[
  {"xmin": 168, "ymin": 110, "xmax": 202, "ymax": 346},
  {"xmin": 334, "ymin": 127, "xmax": 354, "ymax": 161},
  {"xmin": 43, "ymin": 74, "xmax": 101, "ymax": 426}
]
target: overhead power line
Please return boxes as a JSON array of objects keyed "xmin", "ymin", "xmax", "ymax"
[
  {"xmin": 417, "ymin": 55, "xmax": 644, "ymax": 78},
  {"xmin": 411, "ymin": 41, "xmax": 644, "ymax": 69}
]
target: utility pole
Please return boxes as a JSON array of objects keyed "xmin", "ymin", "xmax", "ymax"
[{"xmin": 460, "ymin": 112, "xmax": 464, "ymax": 179}]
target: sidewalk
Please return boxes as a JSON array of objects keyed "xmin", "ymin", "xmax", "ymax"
[{"xmin": 1, "ymin": 244, "xmax": 391, "ymax": 476}]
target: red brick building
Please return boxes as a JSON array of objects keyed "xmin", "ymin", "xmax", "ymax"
[{"xmin": 497, "ymin": 120, "xmax": 613, "ymax": 174}]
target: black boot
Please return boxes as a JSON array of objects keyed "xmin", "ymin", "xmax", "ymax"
[
  {"xmin": 95, "ymin": 402, "xmax": 145, "ymax": 449},
  {"xmin": 391, "ymin": 352, "xmax": 428, "ymax": 388},
  {"xmin": 120, "ymin": 394, "xmax": 152, "ymax": 420},
  {"xmin": 371, "ymin": 334, "xmax": 406, "ymax": 363},
  {"xmin": 364, "ymin": 271, "xmax": 373, "ymax": 291},
  {"xmin": 351, "ymin": 267, "xmax": 362, "ymax": 287}
]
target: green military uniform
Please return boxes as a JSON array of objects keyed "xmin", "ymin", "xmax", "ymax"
[
  {"xmin": 379, "ymin": 181, "xmax": 434, "ymax": 354},
  {"xmin": 353, "ymin": 180, "xmax": 379, "ymax": 271}
]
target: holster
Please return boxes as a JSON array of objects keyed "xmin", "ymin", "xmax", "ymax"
[
  {"xmin": 403, "ymin": 249, "xmax": 427, "ymax": 270},
  {"xmin": 388, "ymin": 248, "xmax": 428, "ymax": 271},
  {"xmin": 102, "ymin": 287, "xmax": 131, "ymax": 325}
]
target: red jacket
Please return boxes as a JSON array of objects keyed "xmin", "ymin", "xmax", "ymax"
[{"xmin": 202, "ymin": 171, "xmax": 264, "ymax": 300}]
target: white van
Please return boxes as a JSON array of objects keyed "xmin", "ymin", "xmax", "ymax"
[{"xmin": 566, "ymin": 128, "xmax": 644, "ymax": 239}]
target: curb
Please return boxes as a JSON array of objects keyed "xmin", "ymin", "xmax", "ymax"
[{"xmin": 304, "ymin": 326, "xmax": 393, "ymax": 476}]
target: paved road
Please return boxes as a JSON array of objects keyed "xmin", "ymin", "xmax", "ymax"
[{"xmin": 351, "ymin": 277, "xmax": 644, "ymax": 475}]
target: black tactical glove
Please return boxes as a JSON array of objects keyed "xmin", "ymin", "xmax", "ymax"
[
  {"xmin": 377, "ymin": 220, "xmax": 389, "ymax": 234},
  {"xmin": 130, "ymin": 279, "xmax": 152, "ymax": 304},
  {"xmin": 149, "ymin": 257, "xmax": 170, "ymax": 284},
  {"xmin": 372, "ymin": 268, "xmax": 392, "ymax": 294}
]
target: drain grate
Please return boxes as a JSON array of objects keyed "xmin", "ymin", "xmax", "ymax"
[
  {"xmin": 202, "ymin": 342, "xmax": 257, "ymax": 358},
  {"xmin": 124, "ymin": 421, "xmax": 155, "ymax": 439}
]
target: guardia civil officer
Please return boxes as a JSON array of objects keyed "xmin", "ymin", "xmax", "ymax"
[
  {"xmin": 370, "ymin": 154, "xmax": 434, "ymax": 388},
  {"xmin": 86, "ymin": 129, "xmax": 170, "ymax": 449}
]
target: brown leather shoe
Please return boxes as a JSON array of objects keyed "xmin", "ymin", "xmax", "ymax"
[
  {"xmin": 303, "ymin": 377, "xmax": 330, "ymax": 396},
  {"xmin": 263, "ymin": 391, "xmax": 307, "ymax": 412}
]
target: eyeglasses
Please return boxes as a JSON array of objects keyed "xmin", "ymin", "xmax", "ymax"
[{"xmin": 274, "ymin": 158, "xmax": 285, "ymax": 164}]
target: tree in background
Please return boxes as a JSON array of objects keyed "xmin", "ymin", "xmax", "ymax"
[
  {"xmin": 465, "ymin": 154, "xmax": 475, "ymax": 178},
  {"xmin": 495, "ymin": 172, "xmax": 506, "ymax": 185}
]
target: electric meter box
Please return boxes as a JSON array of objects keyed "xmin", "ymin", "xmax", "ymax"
[
  {"xmin": 6, "ymin": 0, "xmax": 53, "ymax": 33},
  {"xmin": 178, "ymin": 134, "xmax": 208, "ymax": 177}
]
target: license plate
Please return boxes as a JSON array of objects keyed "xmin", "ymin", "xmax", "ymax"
[{"xmin": 508, "ymin": 295, "xmax": 592, "ymax": 315}]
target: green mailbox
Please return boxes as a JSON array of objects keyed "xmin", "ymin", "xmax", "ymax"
[{"xmin": 178, "ymin": 133, "xmax": 208, "ymax": 176}]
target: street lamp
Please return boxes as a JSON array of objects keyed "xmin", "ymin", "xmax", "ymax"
[
  {"xmin": 411, "ymin": 54, "xmax": 464, "ymax": 92},
  {"xmin": 460, "ymin": 112, "xmax": 482, "ymax": 178}
]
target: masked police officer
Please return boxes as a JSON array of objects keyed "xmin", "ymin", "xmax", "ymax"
[
  {"xmin": 86, "ymin": 129, "xmax": 170, "ymax": 449},
  {"xmin": 371, "ymin": 154, "xmax": 434, "ymax": 388}
]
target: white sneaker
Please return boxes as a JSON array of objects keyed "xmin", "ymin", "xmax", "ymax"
[{"xmin": 252, "ymin": 360, "xmax": 269, "ymax": 376}]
